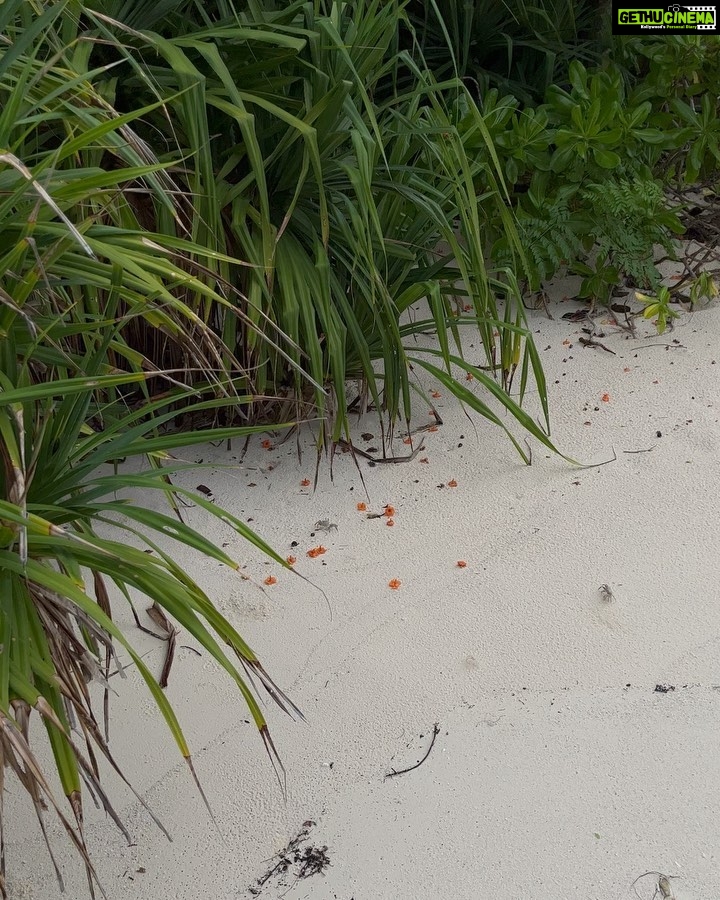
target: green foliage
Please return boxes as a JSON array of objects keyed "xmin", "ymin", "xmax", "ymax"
[
  {"xmin": 635, "ymin": 286, "xmax": 680, "ymax": 334},
  {"xmin": 459, "ymin": 48, "xmax": 720, "ymax": 308},
  {"xmin": 0, "ymin": 1, "xmax": 562, "ymax": 895},
  {"xmin": 581, "ymin": 179, "xmax": 683, "ymax": 293},
  {"xmin": 58, "ymin": 0, "xmax": 551, "ymax": 446},
  {"xmin": 408, "ymin": 0, "xmax": 605, "ymax": 101},
  {"xmin": 0, "ymin": 2, "xmax": 319, "ymax": 890}
]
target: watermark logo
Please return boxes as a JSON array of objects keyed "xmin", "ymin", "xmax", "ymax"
[{"xmin": 612, "ymin": 3, "xmax": 720, "ymax": 33}]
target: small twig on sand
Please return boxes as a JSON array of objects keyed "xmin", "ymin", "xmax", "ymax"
[
  {"xmin": 631, "ymin": 870, "xmax": 677, "ymax": 900},
  {"xmin": 336, "ymin": 439, "xmax": 426, "ymax": 465},
  {"xmin": 574, "ymin": 447, "xmax": 617, "ymax": 470},
  {"xmin": 633, "ymin": 342, "xmax": 686, "ymax": 350},
  {"xmin": 622, "ymin": 446, "xmax": 656, "ymax": 454},
  {"xmin": 384, "ymin": 723, "xmax": 440, "ymax": 780},
  {"xmin": 578, "ymin": 336, "xmax": 616, "ymax": 355}
]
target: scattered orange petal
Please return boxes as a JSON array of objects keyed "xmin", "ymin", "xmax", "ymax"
[
  {"xmin": 562, "ymin": 339, "xmax": 571, "ymax": 346},
  {"xmin": 623, "ymin": 367, "xmax": 631, "ymax": 373},
  {"xmin": 403, "ymin": 437, "xmax": 412, "ymax": 445},
  {"xmin": 465, "ymin": 372, "xmax": 474, "ymax": 381},
  {"xmin": 456, "ymin": 560, "xmax": 467, "ymax": 568},
  {"xmin": 356, "ymin": 502, "xmax": 367, "ymax": 511},
  {"xmin": 300, "ymin": 478, "xmax": 311, "ymax": 486},
  {"xmin": 383, "ymin": 505, "xmax": 395, "ymax": 517},
  {"xmin": 388, "ymin": 578, "xmax": 401, "ymax": 590},
  {"xmin": 264, "ymin": 576, "xmax": 277, "ymax": 586},
  {"xmin": 386, "ymin": 518, "xmax": 395, "ymax": 527},
  {"xmin": 306, "ymin": 545, "xmax": 327, "ymax": 558},
  {"xmin": 261, "ymin": 439, "xmax": 273, "ymax": 449},
  {"xmin": 463, "ymin": 304, "xmax": 473, "ymax": 312},
  {"xmin": 419, "ymin": 457, "xmax": 429, "ymax": 463},
  {"xmin": 601, "ymin": 393, "xmax": 611, "ymax": 402},
  {"xmin": 286, "ymin": 556, "xmax": 297, "ymax": 565},
  {"xmin": 431, "ymin": 390, "xmax": 442, "ymax": 398},
  {"xmin": 447, "ymin": 479, "xmax": 458, "ymax": 488},
  {"xmin": 428, "ymin": 425, "xmax": 438, "ymax": 433}
]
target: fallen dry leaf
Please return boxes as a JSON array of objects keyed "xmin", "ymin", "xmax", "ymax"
[{"xmin": 388, "ymin": 579, "xmax": 401, "ymax": 590}]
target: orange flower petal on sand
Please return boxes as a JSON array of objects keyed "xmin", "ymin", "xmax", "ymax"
[
  {"xmin": 383, "ymin": 505, "xmax": 395, "ymax": 517},
  {"xmin": 456, "ymin": 560, "xmax": 467, "ymax": 568},
  {"xmin": 356, "ymin": 502, "xmax": 367, "ymax": 511},
  {"xmin": 286, "ymin": 556, "xmax": 297, "ymax": 565},
  {"xmin": 264, "ymin": 576, "xmax": 277, "ymax": 586},
  {"xmin": 300, "ymin": 478, "xmax": 311, "ymax": 486},
  {"xmin": 403, "ymin": 437, "xmax": 412, "ymax": 445},
  {"xmin": 261, "ymin": 438, "xmax": 273, "ymax": 449},
  {"xmin": 431, "ymin": 390, "xmax": 442, "ymax": 399},
  {"xmin": 448, "ymin": 479, "xmax": 458, "ymax": 488},
  {"xmin": 386, "ymin": 518, "xmax": 395, "ymax": 527},
  {"xmin": 428, "ymin": 425, "xmax": 438, "ymax": 433},
  {"xmin": 601, "ymin": 393, "xmax": 611, "ymax": 402},
  {"xmin": 623, "ymin": 367, "xmax": 631, "ymax": 374},
  {"xmin": 388, "ymin": 579, "xmax": 401, "ymax": 589},
  {"xmin": 307, "ymin": 546, "xmax": 327, "ymax": 558}
]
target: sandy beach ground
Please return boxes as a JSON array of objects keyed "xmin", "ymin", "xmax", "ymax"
[{"xmin": 8, "ymin": 284, "xmax": 720, "ymax": 900}]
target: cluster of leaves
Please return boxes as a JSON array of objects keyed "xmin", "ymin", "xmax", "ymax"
[{"xmin": 458, "ymin": 42, "xmax": 720, "ymax": 308}]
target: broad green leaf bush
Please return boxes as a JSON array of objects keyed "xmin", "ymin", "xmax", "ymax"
[{"xmin": 455, "ymin": 46, "xmax": 720, "ymax": 310}]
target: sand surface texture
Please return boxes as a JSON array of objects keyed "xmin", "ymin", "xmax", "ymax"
[{"xmin": 9, "ymin": 299, "xmax": 720, "ymax": 900}]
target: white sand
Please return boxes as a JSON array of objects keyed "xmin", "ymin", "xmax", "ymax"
[{"xmin": 9, "ymin": 294, "xmax": 720, "ymax": 900}]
